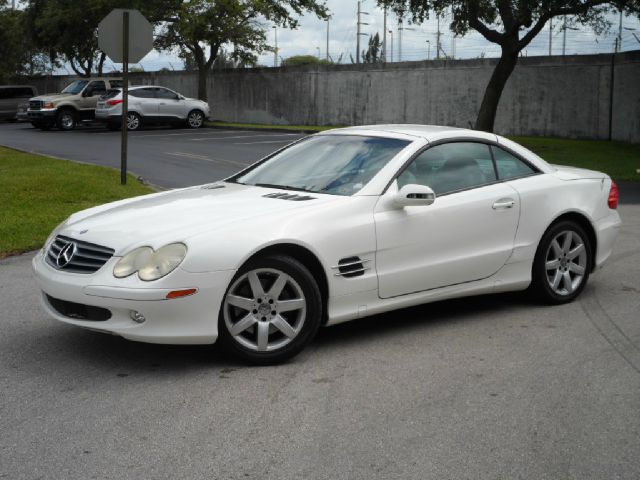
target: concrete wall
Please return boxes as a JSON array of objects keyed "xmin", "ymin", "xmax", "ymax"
[{"xmin": 27, "ymin": 51, "xmax": 640, "ymax": 142}]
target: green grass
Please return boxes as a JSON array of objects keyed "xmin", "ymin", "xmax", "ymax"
[
  {"xmin": 511, "ymin": 136, "xmax": 640, "ymax": 182},
  {"xmin": 207, "ymin": 121, "xmax": 338, "ymax": 132},
  {"xmin": 0, "ymin": 147, "xmax": 154, "ymax": 258}
]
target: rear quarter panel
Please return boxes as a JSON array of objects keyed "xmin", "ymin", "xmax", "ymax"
[{"xmin": 506, "ymin": 173, "xmax": 612, "ymax": 265}]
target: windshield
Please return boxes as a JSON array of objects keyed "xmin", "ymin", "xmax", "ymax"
[
  {"xmin": 61, "ymin": 80, "xmax": 88, "ymax": 95},
  {"xmin": 233, "ymin": 135, "xmax": 410, "ymax": 196}
]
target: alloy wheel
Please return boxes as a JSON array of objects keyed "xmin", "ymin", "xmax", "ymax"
[
  {"xmin": 127, "ymin": 113, "xmax": 140, "ymax": 130},
  {"xmin": 187, "ymin": 111, "xmax": 203, "ymax": 128},
  {"xmin": 59, "ymin": 113, "xmax": 75, "ymax": 130},
  {"xmin": 223, "ymin": 268, "xmax": 306, "ymax": 352},
  {"xmin": 544, "ymin": 230, "xmax": 587, "ymax": 296}
]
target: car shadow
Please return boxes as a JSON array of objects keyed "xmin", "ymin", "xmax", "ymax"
[{"xmin": 30, "ymin": 290, "xmax": 541, "ymax": 375}]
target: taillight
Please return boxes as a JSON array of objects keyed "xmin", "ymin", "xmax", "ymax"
[
  {"xmin": 608, "ymin": 180, "xmax": 619, "ymax": 209},
  {"xmin": 106, "ymin": 99, "xmax": 123, "ymax": 106}
]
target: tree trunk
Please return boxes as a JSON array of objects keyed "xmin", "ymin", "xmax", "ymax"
[
  {"xmin": 475, "ymin": 47, "xmax": 519, "ymax": 132},
  {"xmin": 197, "ymin": 66, "xmax": 208, "ymax": 102}
]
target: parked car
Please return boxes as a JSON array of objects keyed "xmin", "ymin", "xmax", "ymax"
[
  {"xmin": 32, "ymin": 125, "xmax": 621, "ymax": 364},
  {"xmin": 27, "ymin": 78, "xmax": 124, "ymax": 130},
  {"xmin": 95, "ymin": 85, "xmax": 210, "ymax": 131},
  {"xmin": 0, "ymin": 85, "xmax": 37, "ymax": 121},
  {"xmin": 16, "ymin": 102, "xmax": 30, "ymax": 122}
]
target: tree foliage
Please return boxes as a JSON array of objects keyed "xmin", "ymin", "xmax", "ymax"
[
  {"xmin": 282, "ymin": 55, "xmax": 331, "ymax": 66},
  {"xmin": 380, "ymin": 0, "xmax": 640, "ymax": 132},
  {"xmin": 156, "ymin": 0, "xmax": 328, "ymax": 101},
  {"xmin": 0, "ymin": 7, "xmax": 47, "ymax": 81},
  {"xmin": 362, "ymin": 32, "xmax": 383, "ymax": 63},
  {"xmin": 24, "ymin": 0, "xmax": 178, "ymax": 77}
]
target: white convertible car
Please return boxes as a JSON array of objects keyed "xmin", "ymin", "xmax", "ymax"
[{"xmin": 33, "ymin": 125, "xmax": 621, "ymax": 363}]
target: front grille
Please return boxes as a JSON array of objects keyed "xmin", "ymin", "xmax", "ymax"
[
  {"xmin": 29, "ymin": 100, "xmax": 43, "ymax": 110},
  {"xmin": 46, "ymin": 295, "xmax": 111, "ymax": 321},
  {"xmin": 45, "ymin": 235, "xmax": 114, "ymax": 274}
]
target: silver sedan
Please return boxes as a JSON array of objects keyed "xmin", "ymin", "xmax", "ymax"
[{"xmin": 95, "ymin": 85, "xmax": 210, "ymax": 131}]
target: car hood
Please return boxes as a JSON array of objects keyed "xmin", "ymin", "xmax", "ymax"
[
  {"xmin": 60, "ymin": 183, "xmax": 342, "ymax": 255},
  {"xmin": 31, "ymin": 92, "xmax": 78, "ymax": 103}
]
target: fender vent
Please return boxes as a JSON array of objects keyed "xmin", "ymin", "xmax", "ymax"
[
  {"xmin": 201, "ymin": 183, "xmax": 225, "ymax": 190},
  {"xmin": 333, "ymin": 256, "xmax": 370, "ymax": 278},
  {"xmin": 262, "ymin": 192, "xmax": 316, "ymax": 201}
]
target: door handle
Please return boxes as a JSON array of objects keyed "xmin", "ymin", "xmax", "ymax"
[{"xmin": 492, "ymin": 198, "xmax": 515, "ymax": 209}]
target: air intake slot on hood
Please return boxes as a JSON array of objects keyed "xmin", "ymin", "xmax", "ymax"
[
  {"xmin": 201, "ymin": 183, "xmax": 226, "ymax": 190},
  {"xmin": 262, "ymin": 192, "xmax": 316, "ymax": 201},
  {"xmin": 333, "ymin": 256, "xmax": 370, "ymax": 278}
]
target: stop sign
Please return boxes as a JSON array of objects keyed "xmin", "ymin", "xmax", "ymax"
[{"xmin": 98, "ymin": 9, "xmax": 153, "ymax": 63}]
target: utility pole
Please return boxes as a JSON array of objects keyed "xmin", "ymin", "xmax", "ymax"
[
  {"xmin": 398, "ymin": 18, "xmax": 403, "ymax": 61},
  {"xmin": 436, "ymin": 14, "xmax": 441, "ymax": 60},
  {"xmin": 388, "ymin": 30, "xmax": 393, "ymax": 62},
  {"xmin": 618, "ymin": 9, "xmax": 623, "ymax": 52},
  {"xmin": 326, "ymin": 19, "xmax": 330, "ymax": 62},
  {"xmin": 356, "ymin": 1, "xmax": 369, "ymax": 64},
  {"xmin": 383, "ymin": 6, "xmax": 387, "ymax": 62},
  {"xmin": 562, "ymin": 16, "xmax": 567, "ymax": 56},
  {"xmin": 273, "ymin": 26, "xmax": 278, "ymax": 67},
  {"xmin": 426, "ymin": 40, "xmax": 431, "ymax": 60},
  {"xmin": 548, "ymin": 18, "xmax": 553, "ymax": 56}
]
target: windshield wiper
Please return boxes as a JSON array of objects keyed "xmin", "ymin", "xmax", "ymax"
[{"xmin": 253, "ymin": 183, "xmax": 314, "ymax": 193}]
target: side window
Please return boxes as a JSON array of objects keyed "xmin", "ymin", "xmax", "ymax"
[
  {"xmin": 88, "ymin": 81, "xmax": 106, "ymax": 96},
  {"xmin": 397, "ymin": 142, "xmax": 497, "ymax": 195},
  {"xmin": 155, "ymin": 88, "xmax": 179, "ymax": 100},
  {"xmin": 18, "ymin": 87, "xmax": 34, "ymax": 97},
  {"xmin": 492, "ymin": 146, "xmax": 536, "ymax": 180},
  {"xmin": 130, "ymin": 88, "xmax": 155, "ymax": 98}
]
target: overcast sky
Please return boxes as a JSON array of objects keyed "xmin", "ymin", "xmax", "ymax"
[{"xmin": 97, "ymin": 1, "xmax": 640, "ymax": 73}]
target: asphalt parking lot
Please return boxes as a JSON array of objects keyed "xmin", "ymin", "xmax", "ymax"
[
  {"xmin": 1, "ymin": 122, "xmax": 640, "ymax": 479},
  {"xmin": 0, "ymin": 122, "xmax": 306, "ymax": 188}
]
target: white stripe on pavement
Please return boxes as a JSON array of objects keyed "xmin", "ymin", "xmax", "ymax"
[{"xmin": 165, "ymin": 151, "xmax": 247, "ymax": 167}]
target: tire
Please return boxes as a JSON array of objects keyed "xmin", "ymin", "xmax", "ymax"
[
  {"xmin": 186, "ymin": 109, "xmax": 204, "ymax": 129},
  {"xmin": 56, "ymin": 110, "xmax": 77, "ymax": 130},
  {"xmin": 530, "ymin": 220, "xmax": 592, "ymax": 304},
  {"xmin": 30, "ymin": 122, "xmax": 41, "ymax": 129},
  {"xmin": 107, "ymin": 122, "xmax": 120, "ymax": 131},
  {"xmin": 218, "ymin": 255, "xmax": 322, "ymax": 365},
  {"xmin": 126, "ymin": 112, "xmax": 141, "ymax": 131}
]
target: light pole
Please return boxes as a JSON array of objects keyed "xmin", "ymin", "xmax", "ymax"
[
  {"xmin": 548, "ymin": 17, "xmax": 553, "ymax": 56},
  {"xmin": 356, "ymin": 1, "xmax": 370, "ymax": 64},
  {"xmin": 388, "ymin": 30, "xmax": 393, "ymax": 62},
  {"xmin": 273, "ymin": 26, "xmax": 278, "ymax": 67},
  {"xmin": 398, "ymin": 18, "xmax": 415, "ymax": 62},
  {"xmin": 426, "ymin": 40, "xmax": 431, "ymax": 60},
  {"xmin": 326, "ymin": 19, "xmax": 330, "ymax": 62},
  {"xmin": 383, "ymin": 6, "xmax": 387, "ymax": 62},
  {"xmin": 316, "ymin": 47, "xmax": 321, "ymax": 59}
]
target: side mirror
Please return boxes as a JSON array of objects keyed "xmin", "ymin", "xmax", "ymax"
[{"xmin": 394, "ymin": 184, "xmax": 436, "ymax": 207}]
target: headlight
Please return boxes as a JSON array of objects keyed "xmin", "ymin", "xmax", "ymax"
[
  {"xmin": 113, "ymin": 246, "xmax": 154, "ymax": 278},
  {"xmin": 43, "ymin": 102, "xmax": 55, "ymax": 109},
  {"xmin": 113, "ymin": 243, "xmax": 187, "ymax": 281}
]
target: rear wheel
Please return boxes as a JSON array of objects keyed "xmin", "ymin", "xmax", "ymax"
[
  {"xmin": 56, "ymin": 110, "xmax": 77, "ymax": 130},
  {"xmin": 530, "ymin": 220, "xmax": 592, "ymax": 304},
  {"xmin": 186, "ymin": 109, "xmax": 204, "ymax": 129},
  {"xmin": 219, "ymin": 255, "xmax": 322, "ymax": 364},
  {"xmin": 126, "ymin": 112, "xmax": 141, "ymax": 131}
]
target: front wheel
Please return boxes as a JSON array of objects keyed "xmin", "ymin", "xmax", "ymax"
[
  {"xmin": 219, "ymin": 255, "xmax": 322, "ymax": 364},
  {"xmin": 530, "ymin": 220, "xmax": 592, "ymax": 304},
  {"xmin": 56, "ymin": 110, "xmax": 76, "ymax": 130},
  {"xmin": 186, "ymin": 109, "xmax": 204, "ymax": 129}
]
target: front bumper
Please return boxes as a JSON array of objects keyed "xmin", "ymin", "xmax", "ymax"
[
  {"xmin": 28, "ymin": 109, "xmax": 57, "ymax": 123},
  {"xmin": 32, "ymin": 250, "xmax": 235, "ymax": 344}
]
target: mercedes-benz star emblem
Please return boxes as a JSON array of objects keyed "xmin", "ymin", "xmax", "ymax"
[{"xmin": 55, "ymin": 242, "xmax": 77, "ymax": 268}]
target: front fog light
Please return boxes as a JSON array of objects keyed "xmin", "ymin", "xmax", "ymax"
[{"xmin": 130, "ymin": 310, "xmax": 146, "ymax": 323}]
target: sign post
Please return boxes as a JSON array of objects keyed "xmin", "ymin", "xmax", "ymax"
[
  {"xmin": 120, "ymin": 11, "xmax": 129, "ymax": 185},
  {"xmin": 98, "ymin": 9, "xmax": 153, "ymax": 185}
]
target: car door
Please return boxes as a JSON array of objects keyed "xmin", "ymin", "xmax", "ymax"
[
  {"xmin": 374, "ymin": 141, "xmax": 520, "ymax": 298},
  {"xmin": 129, "ymin": 88, "xmax": 159, "ymax": 118},
  {"xmin": 155, "ymin": 88, "xmax": 185, "ymax": 119},
  {"xmin": 79, "ymin": 81, "xmax": 106, "ymax": 111}
]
